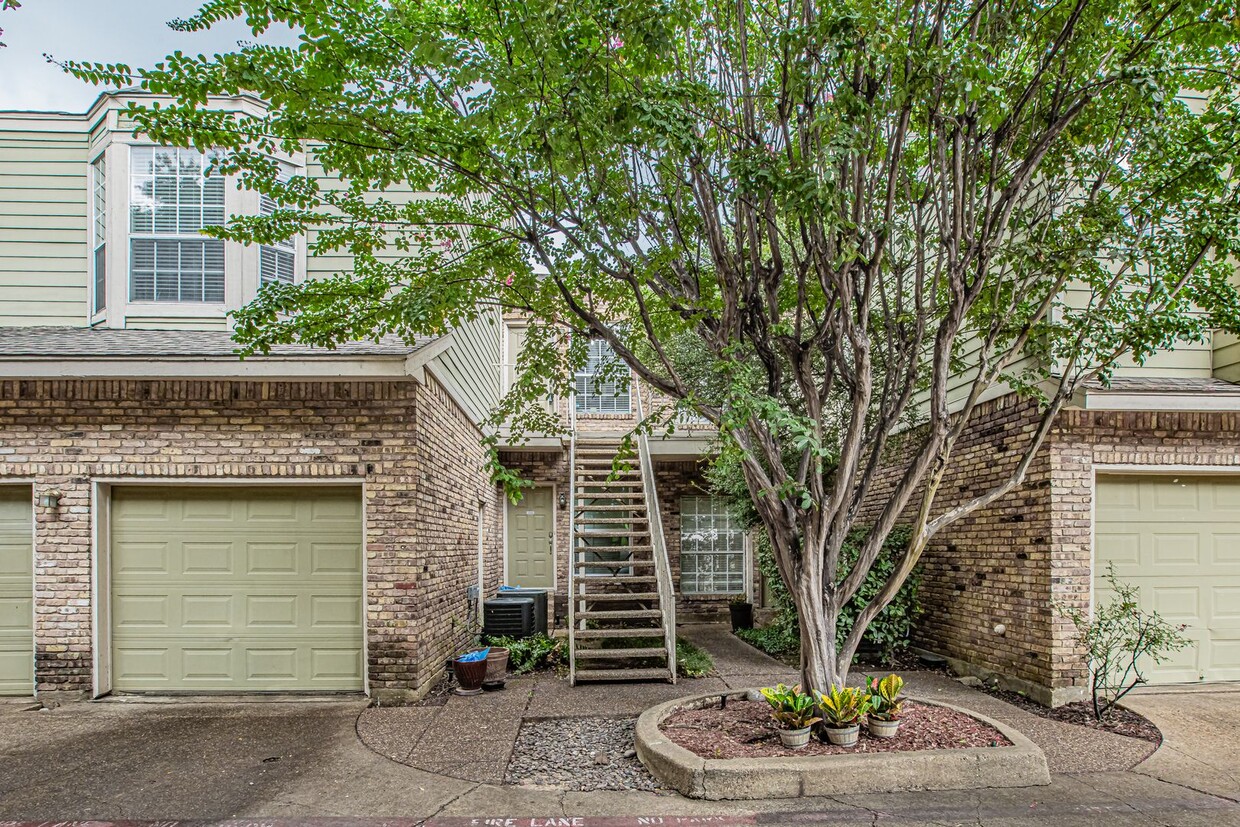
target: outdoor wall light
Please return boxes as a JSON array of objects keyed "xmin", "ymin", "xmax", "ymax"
[
  {"xmin": 37, "ymin": 489, "xmax": 63, "ymax": 509},
  {"xmin": 558, "ymin": 492, "xmax": 568, "ymax": 509}
]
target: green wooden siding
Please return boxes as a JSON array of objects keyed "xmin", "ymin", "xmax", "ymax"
[{"xmin": 0, "ymin": 123, "xmax": 90, "ymax": 327}]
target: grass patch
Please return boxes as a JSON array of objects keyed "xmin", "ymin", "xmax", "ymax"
[{"xmin": 675, "ymin": 637, "xmax": 714, "ymax": 678}]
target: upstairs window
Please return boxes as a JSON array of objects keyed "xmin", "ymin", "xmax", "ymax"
[
  {"xmin": 129, "ymin": 146, "xmax": 226, "ymax": 303},
  {"xmin": 575, "ymin": 338, "xmax": 631, "ymax": 414},
  {"xmin": 91, "ymin": 155, "xmax": 106, "ymax": 313},
  {"xmin": 259, "ymin": 161, "xmax": 296, "ymax": 286}
]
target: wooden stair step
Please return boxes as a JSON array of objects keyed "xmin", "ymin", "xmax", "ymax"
[
  {"xmin": 575, "ymin": 530, "xmax": 650, "ymax": 538},
  {"xmin": 575, "ymin": 517, "xmax": 649, "ymax": 525},
  {"xmin": 576, "ymin": 490, "xmax": 644, "ymax": 497},
  {"xmin": 576, "ymin": 575, "xmax": 656, "ymax": 585},
  {"xmin": 574, "ymin": 667, "xmax": 673, "ymax": 682},
  {"xmin": 574, "ymin": 647, "xmax": 668, "ymax": 660},
  {"xmin": 575, "ymin": 608, "xmax": 663, "ymax": 620},
  {"xmin": 576, "ymin": 591, "xmax": 660, "ymax": 602},
  {"xmin": 574, "ymin": 505, "xmax": 646, "ymax": 512}
]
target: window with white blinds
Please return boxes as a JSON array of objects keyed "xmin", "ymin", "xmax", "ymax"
[
  {"xmin": 574, "ymin": 338, "xmax": 631, "ymax": 413},
  {"xmin": 259, "ymin": 161, "xmax": 297, "ymax": 286},
  {"xmin": 680, "ymin": 496, "xmax": 746, "ymax": 594},
  {"xmin": 92, "ymin": 155, "xmax": 107, "ymax": 313},
  {"xmin": 129, "ymin": 146, "xmax": 226, "ymax": 302}
]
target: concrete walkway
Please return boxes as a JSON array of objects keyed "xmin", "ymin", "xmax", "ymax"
[{"xmin": 0, "ymin": 626, "xmax": 1236, "ymax": 823}]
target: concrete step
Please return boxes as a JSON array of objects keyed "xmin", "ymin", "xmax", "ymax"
[
  {"xmin": 575, "ymin": 533, "xmax": 654, "ymax": 540},
  {"xmin": 574, "ymin": 608, "xmax": 663, "ymax": 620},
  {"xmin": 574, "ymin": 647, "xmax": 668, "ymax": 660},
  {"xmin": 573, "ymin": 667, "xmax": 674, "ymax": 682},
  {"xmin": 576, "ymin": 591, "xmax": 660, "ymax": 602},
  {"xmin": 574, "ymin": 627, "xmax": 663, "ymax": 640}
]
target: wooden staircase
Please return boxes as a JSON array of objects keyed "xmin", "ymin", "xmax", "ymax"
[{"xmin": 568, "ymin": 438, "xmax": 677, "ymax": 684}]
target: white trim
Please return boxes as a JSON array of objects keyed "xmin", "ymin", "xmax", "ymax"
[{"xmin": 1080, "ymin": 392, "xmax": 1240, "ymax": 412}]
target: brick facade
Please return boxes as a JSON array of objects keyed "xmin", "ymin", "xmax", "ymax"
[
  {"xmin": 865, "ymin": 398, "xmax": 1240, "ymax": 705},
  {"xmin": 0, "ymin": 376, "xmax": 502, "ymax": 702}
]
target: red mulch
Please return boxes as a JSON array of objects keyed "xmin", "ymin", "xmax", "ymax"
[
  {"xmin": 661, "ymin": 699, "xmax": 1012, "ymax": 759},
  {"xmin": 976, "ymin": 686, "xmax": 1162, "ymax": 744}
]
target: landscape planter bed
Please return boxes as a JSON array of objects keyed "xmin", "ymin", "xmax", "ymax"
[{"xmin": 635, "ymin": 690, "xmax": 1051, "ymax": 799}]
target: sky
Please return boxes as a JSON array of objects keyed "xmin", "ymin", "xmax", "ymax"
[{"xmin": 0, "ymin": 1, "xmax": 296, "ymax": 112}]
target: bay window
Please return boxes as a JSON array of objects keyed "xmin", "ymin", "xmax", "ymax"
[{"xmin": 259, "ymin": 161, "xmax": 296, "ymax": 286}]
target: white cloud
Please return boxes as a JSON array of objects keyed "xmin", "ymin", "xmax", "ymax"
[{"xmin": 0, "ymin": 0, "xmax": 296, "ymax": 111}]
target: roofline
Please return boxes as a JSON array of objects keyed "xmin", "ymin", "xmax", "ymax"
[
  {"xmin": 1076, "ymin": 386, "xmax": 1240, "ymax": 412},
  {"xmin": 0, "ymin": 88, "xmax": 270, "ymax": 121}
]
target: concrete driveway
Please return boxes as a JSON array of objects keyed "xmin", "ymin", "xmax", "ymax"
[
  {"xmin": 1124, "ymin": 687, "xmax": 1240, "ymax": 801},
  {"xmin": 0, "ymin": 689, "xmax": 1237, "ymax": 824}
]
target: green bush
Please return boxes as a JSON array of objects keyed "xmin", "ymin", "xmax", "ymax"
[
  {"xmin": 742, "ymin": 526, "xmax": 922, "ymax": 664},
  {"xmin": 486, "ymin": 632, "xmax": 564, "ymax": 674},
  {"xmin": 676, "ymin": 638, "xmax": 715, "ymax": 678}
]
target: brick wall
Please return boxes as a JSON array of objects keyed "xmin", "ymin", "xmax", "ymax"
[
  {"xmin": 0, "ymin": 376, "xmax": 501, "ymax": 701},
  {"xmin": 863, "ymin": 400, "xmax": 1240, "ymax": 705},
  {"xmin": 858, "ymin": 395, "xmax": 1056, "ymax": 699}
]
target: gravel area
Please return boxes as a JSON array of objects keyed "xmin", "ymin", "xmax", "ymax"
[
  {"xmin": 505, "ymin": 717, "xmax": 661, "ymax": 792},
  {"xmin": 662, "ymin": 699, "xmax": 1011, "ymax": 759},
  {"xmin": 976, "ymin": 685, "xmax": 1162, "ymax": 744}
]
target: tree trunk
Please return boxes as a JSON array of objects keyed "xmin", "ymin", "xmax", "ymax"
[{"xmin": 791, "ymin": 567, "xmax": 842, "ymax": 695}]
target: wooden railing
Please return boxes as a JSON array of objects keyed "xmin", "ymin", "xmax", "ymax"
[{"xmin": 635, "ymin": 392, "xmax": 678, "ymax": 682}]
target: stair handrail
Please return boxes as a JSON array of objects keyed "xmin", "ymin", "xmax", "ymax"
[
  {"xmin": 567, "ymin": 387, "xmax": 578, "ymax": 685},
  {"xmin": 634, "ymin": 390, "xmax": 677, "ymax": 682}
]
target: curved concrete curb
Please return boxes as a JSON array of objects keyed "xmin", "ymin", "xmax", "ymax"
[{"xmin": 635, "ymin": 690, "xmax": 1051, "ymax": 800}]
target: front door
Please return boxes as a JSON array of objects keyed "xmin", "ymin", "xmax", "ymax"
[{"xmin": 507, "ymin": 487, "xmax": 555, "ymax": 589}]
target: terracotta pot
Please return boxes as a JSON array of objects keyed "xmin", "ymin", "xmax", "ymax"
[
  {"xmin": 483, "ymin": 647, "xmax": 510, "ymax": 689},
  {"xmin": 824, "ymin": 724, "xmax": 860, "ymax": 747},
  {"xmin": 778, "ymin": 726, "xmax": 812, "ymax": 750},
  {"xmin": 867, "ymin": 717, "xmax": 901, "ymax": 739},
  {"xmin": 452, "ymin": 657, "xmax": 487, "ymax": 695}
]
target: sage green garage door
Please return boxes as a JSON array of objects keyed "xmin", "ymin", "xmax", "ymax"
[
  {"xmin": 111, "ymin": 486, "xmax": 364, "ymax": 692},
  {"xmin": 0, "ymin": 487, "xmax": 33, "ymax": 696},
  {"xmin": 1096, "ymin": 475, "xmax": 1240, "ymax": 685}
]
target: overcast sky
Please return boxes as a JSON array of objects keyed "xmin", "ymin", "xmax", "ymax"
[{"xmin": 0, "ymin": 1, "xmax": 296, "ymax": 112}]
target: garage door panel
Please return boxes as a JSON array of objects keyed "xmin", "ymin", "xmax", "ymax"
[
  {"xmin": 311, "ymin": 648, "xmax": 363, "ymax": 680},
  {"xmin": 1097, "ymin": 475, "xmax": 1240, "ymax": 685},
  {"xmin": 111, "ymin": 486, "xmax": 363, "ymax": 692}
]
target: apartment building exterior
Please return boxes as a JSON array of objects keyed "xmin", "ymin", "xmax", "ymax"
[{"xmin": 1, "ymin": 90, "xmax": 1237, "ymax": 705}]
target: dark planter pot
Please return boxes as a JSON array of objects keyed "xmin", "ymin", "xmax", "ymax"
[
  {"xmin": 483, "ymin": 647, "xmax": 510, "ymax": 689},
  {"xmin": 452, "ymin": 657, "xmax": 488, "ymax": 696},
  {"xmin": 729, "ymin": 601, "xmax": 754, "ymax": 632}
]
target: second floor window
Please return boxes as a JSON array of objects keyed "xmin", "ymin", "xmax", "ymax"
[
  {"xmin": 129, "ymin": 146, "xmax": 226, "ymax": 303},
  {"xmin": 259, "ymin": 161, "xmax": 296, "ymax": 286},
  {"xmin": 92, "ymin": 155, "xmax": 106, "ymax": 313},
  {"xmin": 575, "ymin": 338, "xmax": 631, "ymax": 414}
]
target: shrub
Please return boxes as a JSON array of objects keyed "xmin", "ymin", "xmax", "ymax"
[
  {"xmin": 759, "ymin": 683, "xmax": 822, "ymax": 730},
  {"xmin": 486, "ymin": 632, "xmax": 564, "ymax": 675},
  {"xmin": 1057, "ymin": 564, "xmax": 1190, "ymax": 720},
  {"xmin": 676, "ymin": 638, "xmax": 715, "ymax": 678},
  {"xmin": 741, "ymin": 526, "xmax": 923, "ymax": 663},
  {"xmin": 815, "ymin": 684, "xmax": 872, "ymax": 727},
  {"xmin": 864, "ymin": 673, "xmax": 906, "ymax": 721}
]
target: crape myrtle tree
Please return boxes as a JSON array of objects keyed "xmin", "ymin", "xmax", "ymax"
[{"xmin": 67, "ymin": 0, "xmax": 1240, "ymax": 693}]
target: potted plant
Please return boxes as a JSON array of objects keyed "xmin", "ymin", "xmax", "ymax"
[
  {"xmin": 483, "ymin": 645, "xmax": 510, "ymax": 690},
  {"xmin": 864, "ymin": 673, "xmax": 906, "ymax": 738},
  {"xmin": 452, "ymin": 647, "xmax": 489, "ymax": 695},
  {"xmin": 729, "ymin": 594, "xmax": 754, "ymax": 632},
  {"xmin": 816, "ymin": 684, "xmax": 871, "ymax": 747},
  {"xmin": 759, "ymin": 683, "xmax": 822, "ymax": 749}
]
